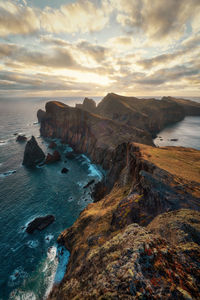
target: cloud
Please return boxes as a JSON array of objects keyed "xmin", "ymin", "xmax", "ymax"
[
  {"xmin": 112, "ymin": 0, "xmax": 200, "ymax": 41},
  {"xmin": 0, "ymin": 43, "xmax": 20, "ymax": 58},
  {"xmin": 0, "ymin": 0, "xmax": 109, "ymax": 37},
  {"xmin": 0, "ymin": 1, "xmax": 40, "ymax": 36},
  {"xmin": 40, "ymin": 0, "xmax": 109, "ymax": 34},
  {"xmin": 137, "ymin": 34, "xmax": 200, "ymax": 69}
]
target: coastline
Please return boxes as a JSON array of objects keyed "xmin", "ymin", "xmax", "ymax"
[{"xmin": 36, "ymin": 94, "xmax": 200, "ymax": 299}]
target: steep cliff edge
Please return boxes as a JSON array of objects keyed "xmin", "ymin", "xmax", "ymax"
[
  {"xmin": 48, "ymin": 144, "xmax": 200, "ymax": 300},
  {"xmin": 38, "ymin": 95, "xmax": 200, "ymax": 299},
  {"xmin": 96, "ymin": 93, "xmax": 186, "ymax": 137}
]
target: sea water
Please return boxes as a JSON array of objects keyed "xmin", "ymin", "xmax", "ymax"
[
  {"xmin": 0, "ymin": 96, "xmax": 200, "ymax": 299},
  {"xmin": 0, "ymin": 97, "xmax": 102, "ymax": 300}
]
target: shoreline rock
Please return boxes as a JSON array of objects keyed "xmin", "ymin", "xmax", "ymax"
[
  {"xmin": 22, "ymin": 136, "xmax": 45, "ymax": 167},
  {"xmin": 45, "ymin": 150, "xmax": 61, "ymax": 164},
  {"xmin": 16, "ymin": 135, "xmax": 27, "ymax": 142},
  {"xmin": 26, "ymin": 215, "xmax": 55, "ymax": 234}
]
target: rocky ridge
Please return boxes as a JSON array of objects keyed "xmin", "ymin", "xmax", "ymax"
[{"xmin": 37, "ymin": 94, "xmax": 200, "ymax": 299}]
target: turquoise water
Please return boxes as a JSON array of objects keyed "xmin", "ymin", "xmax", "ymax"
[{"xmin": 0, "ymin": 98, "xmax": 102, "ymax": 300}]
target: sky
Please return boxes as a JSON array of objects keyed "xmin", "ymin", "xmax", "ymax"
[{"xmin": 0, "ymin": 0, "xmax": 199, "ymax": 98}]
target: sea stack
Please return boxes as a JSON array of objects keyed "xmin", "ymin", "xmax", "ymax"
[{"xmin": 23, "ymin": 136, "xmax": 45, "ymax": 167}]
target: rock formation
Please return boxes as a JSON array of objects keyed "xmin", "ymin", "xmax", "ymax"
[
  {"xmin": 162, "ymin": 96, "xmax": 200, "ymax": 116},
  {"xmin": 47, "ymin": 143, "xmax": 200, "ymax": 300},
  {"xmin": 26, "ymin": 215, "xmax": 55, "ymax": 234},
  {"xmin": 37, "ymin": 109, "xmax": 46, "ymax": 122},
  {"xmin": 76, "ymin": 97, "xmax": 96, "ymax": 113},
  {"xmin": 45, "ymin": 150, "xmax": 61, "ymax": 164},
  {"xmin": 22, "ymin": 136, "xmax": 45, "ymax": 167},
  {"xmin": 61, "ymin": 167, "xmax": 68, "ymax": 174},
  {"xmin": 16, "ymin": 134, "xmax": 27, "ymax": 142},
  {"xmin": 38, "ymin": 94, "xmax": 200, "ymax": 299},
  {"xmin": 48, "ymin": 141, "xmax": 57, "ymax": 149}
]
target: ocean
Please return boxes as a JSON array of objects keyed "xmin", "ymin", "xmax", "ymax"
[
  {"xmin": 0, "ymin": 96, "xmax": 200, "ymax": 300},
  {"xmin": 0, "ymin": 97, "xmax": 103, "ymax": 300}
]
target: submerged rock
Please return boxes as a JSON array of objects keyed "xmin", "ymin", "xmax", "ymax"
[
  {"xmin": 45, "ymin": 150, "xmax": 61, "ymax": 164},
  {"xmin": 61, "ymin": 167, "xmax": 69, "ymax": 174},
  {"xmin": 22, "ymin": 136, "xmax": 45, "ymax": 167},
  {"xmin": 16, "ymin": 135, "xmax": 27, "ymax": 142},
  {"xmin": 83, "ymin": 179, "xmax": 95, "ymax": 189},
  {"xmin": 26, "ymin": 215, "xmax": 55, "ymax": 234},
  {"xmin": 65, "ymin": 152, "xmax": 76, "ymax": 160},
  {"xmin": 48, "ymin": 141, "xmax": 57, "ymax": 149}
]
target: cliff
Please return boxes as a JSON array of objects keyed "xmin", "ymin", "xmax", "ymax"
[
  {"xmin": 48, "ymin": 144, "xmax": 200, "ymax": 300},
  {"xmin": 38, "ymin": 94, "xmax": 200, "ymax": 299},
  {"xmin": 162, "ymin": 96, "xmax": 200, "ymax": 116}
]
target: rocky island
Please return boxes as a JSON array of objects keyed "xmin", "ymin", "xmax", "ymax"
[{"xmin": 37, "ymin": 94, "xmax": 200, "ymax": 299}]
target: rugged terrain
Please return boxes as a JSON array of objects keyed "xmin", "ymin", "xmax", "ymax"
[
  {"xmin": 37, "ymin": 94, "xmax": 200, "ymax": 299},
  {"xmin": 48, "ymin": 143, "xmax": 200, "ymax": 299}
]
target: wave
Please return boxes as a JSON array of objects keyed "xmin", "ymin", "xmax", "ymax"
[
  {"xmin": 8, "ymin": 267, "xmax": 28, "ymax": 288},
  {"xmin": 26, "ymin": 240, "xmax": 39, "ymax": 249},
  {"xmin": 0, "ymin": 170, "xmax": 16, "ymax": 179},
  {"xmin": 9, "ymin": 290, "xmax": 36, "ymax": 300},
  {"xmin": 45, "ymin": 234, "xmax": 54, "ymax": 244}
]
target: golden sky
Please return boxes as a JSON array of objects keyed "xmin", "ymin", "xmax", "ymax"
[{"xmin": 0, "ymin": 0, "xmax": 200, "ymax": 98}]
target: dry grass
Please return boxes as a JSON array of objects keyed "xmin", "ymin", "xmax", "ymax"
[{"xmin": 136, "ymin": 144, "xmax": 200, "ymax": 184}]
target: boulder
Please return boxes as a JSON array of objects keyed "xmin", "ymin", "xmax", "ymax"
[
  {"xmin": 26, "ymin": 215, "xmax": 55, "ymax": 234},
  {"xmin": 48, "ymin": 141, "xmax": 57, "ymax": 149},
  {"xmin": 23, "ymin": 136, "xmax": 45, "ymax": 167},
  {"xmin": 45, "ymin": 150, "xmax": 61, "ymax": 164},
  {"xmin": 61, "ymin": 167, "xmax": 69, "ymax": 174},
  {"xmin": 16, "ymin": 135, "xmax": 27, "ymax": 142}
]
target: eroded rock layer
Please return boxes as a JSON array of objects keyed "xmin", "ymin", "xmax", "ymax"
[{"xmin": 48, "ymin": 143, "xmax": 200, "ymax": 300}]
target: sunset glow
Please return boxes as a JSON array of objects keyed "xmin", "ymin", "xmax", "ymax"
[{"xmin": 0, "ymin": 0, "xmax": 200, "ymax": 97}]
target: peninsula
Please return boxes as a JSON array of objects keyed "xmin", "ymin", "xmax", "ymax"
[{"xmin": 37, "ymin": 93, "xmax": 200, "ymax": 299}]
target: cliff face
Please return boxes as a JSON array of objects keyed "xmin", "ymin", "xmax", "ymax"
[
  {"xmin": 38, "ymin": 95, "xmax": 200, "ymax": 299},
  {"xmin": 96, "ymin": 93, "xmax": 186, "ymax": 137},
  {"xmin": 162, "ymin": 96, "xmax": 200, "ymax": 116},
  {"xmin": 76, "ymin": 97, "xmax": 96, "ymax": 113},
  {"xmin": 48, "ymin": 143, "xmax": 200, "ymax": 300},
  {"xmin": 39, "ymin": 101, "xmax": 153, "ymax": 197}
]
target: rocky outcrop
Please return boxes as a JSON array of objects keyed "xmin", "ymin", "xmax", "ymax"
[
  {"xmin": 37, "ymin": 109, "xmax": 46, "ymax": 122},
  {"xmin": 76, "ymin": 97, "xmax": 96, "ymax": 113},
  {"xmin": 39, "ymin": 95, "xmax": 200, "ymax": 299},
  {"xmin": 163, "ymin": 96, "xmax": 200, "ymax": 116},
  {"xmin": 147, "ymin": 209, "xmax": 200, "ymax": 247},
  {"xmin": 22, "ymin": 136, "xmax": 45, "ymax": 167},
  {"xmin": 96, "ymin": 93, "xmax": 186, "ymax": 137},
  {"xmin": 39, "ymin": 101, "xmax": 153, "ymax": 172},
  {"xmin": 48, "ymin": 143, "xmax": 200, "ymax": 300},
  {"xmin": 61, "ymin": 167, "xmax": 68, "ymax": 174},
  {"xmin": 26, "ymin": 215, "xmax": 55, "ymax": 234},
  {"xmin": 16, "ymin": 134, "xmax": 27, "ymax": 142},
  {"xmin": 48, "ymin": 141, "xmax": 57, "ymax": 149},
  {"xmin": 45, "ymin": 150, "xmax": 61, "ymax": 164}
]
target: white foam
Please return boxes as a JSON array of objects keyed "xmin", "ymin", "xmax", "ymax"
[
  {"xmin": 8, "ymin": 267, "xmax": 28, "ymax": 287},
  {"xmin": 9, "ymin": 290, "xmax": 36, "ymax": 300},
  {"xmin": 45, "ymin": 234, "xmax": 54, "ymax": 243},
  {"xmin": 47, "ymin": 246, "xmax": 57, "ymax": 262},
  {"xmin": 88, "ymin": 164, "xmax": 103, "ymax": 180},
  {"xmin": 68, "ymin": 196, "xmax": 73, "ymax": 202},
  {"xmin": 26, "ymin": 240, "xmax": 39, "ymax": 249},
  {"xmin": 0, "ymin": 170, "xmax": 16, "ymax": 179}
]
